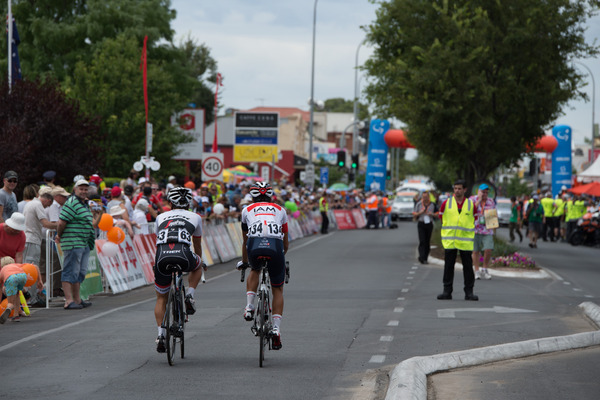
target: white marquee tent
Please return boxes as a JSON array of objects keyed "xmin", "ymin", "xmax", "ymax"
[{"xmin": 578, "ymin": 156, "xmax": 600, "ymax": 181}]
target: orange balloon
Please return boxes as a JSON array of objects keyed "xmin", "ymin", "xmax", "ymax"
[
  {"xmin": 98, "ymin": 213, "xmax": 114, "ymax": 232},
  {"xmin": 20, "ymin": 263, "xmax": 38, "ymax": 287},
  {"xmin": 0, "ymin": 298, "xmax": 15, "ymax": 318},
  {"xmin": 107, "ymin": 226, "xmax": 125, "ymax": 244}
]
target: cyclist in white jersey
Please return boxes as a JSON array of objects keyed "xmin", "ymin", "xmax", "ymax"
[
  {"xmin": 237, "ymin": 182, "xmax": 289, "ymax": 350},
  {"xmin": 154, "ymin": 187, "xmax": 203, "ymax": 353}
]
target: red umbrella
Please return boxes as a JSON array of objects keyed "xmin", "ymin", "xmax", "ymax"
[{"xmin": 569, "ymin": 182, "xmax": 600, "ymax": 197}]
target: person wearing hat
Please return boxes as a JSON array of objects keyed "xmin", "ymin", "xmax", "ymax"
[
  {"xmin": 133, "ymin": 198, "xmax": 150, "ymax": 234},
  {"xmin": 166, "ymin": 175, "xmax": 177, "ymax": 193},
  {"xmin": 0, "ymin": 171, "xmax": 19, "ymax": 224},
  {"xmin": 107, "ymin": 186, "xmax": 131, "ymax": 223},
  {"xmin": 525, "ymin": 195, "xmax": 544, "ymax": 248},
  {"xmin": 42, "ymin": 170, "xmax": 57, "ymax": 188},
  {"xmin": 469, "ymin": 183, "xmax": 497, "ymax": 280},
  {"xmin": 55, "ymin": 179, "xmax": 95, "ymax": 309},
  {"xmin": 109, "ymin": 205, "xmax": 137, "ymax": 237},
  {"xmin": 23, "ymin": 187, "xmax": 57, "ymax": 268},
  {"xmin": 0, "ymin": 212, "xmax": 26, "ymax": 263}
]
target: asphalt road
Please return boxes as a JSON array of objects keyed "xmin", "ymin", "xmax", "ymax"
[{"xmin": 1, "ymin": 223, "xmax": 598, "ymax": 399}]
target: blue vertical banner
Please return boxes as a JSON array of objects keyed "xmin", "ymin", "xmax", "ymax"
[
  {"xmin": 551, "ymin": 125, "xmax": 572, "ymax": 197},
  {"xmin": 320, "ymin": 167, "xmax": 329, "ymax": 186},
  {"xmin": 365, "ymin": 119, "xmax": 390, "ymax": 191}
]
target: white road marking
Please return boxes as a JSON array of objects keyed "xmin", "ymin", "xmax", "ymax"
[
  {"xmin": 380, "ymin": 335, "xmax": 394, "ymax": 342},
  {"xmin": 369, "ymin": 355, "xmax": 386, "ymax": 363},
  {"xmin": 397, "ymin": 297, "xmax": 405, "ymax": 301},
  {"xmin": 387, "ymin": 320, "xmax": 399, "ymax": 326},
  {"xmin": 401, "ymin": 289, "xmax": 409, "ymax": 293},
  {"xmin": 437, "ymin": 306, "xmax": 538, "ymax": 318},
  {"xmin": 394, "ymin": 307, "xmax": 404, "ymax": 313}
]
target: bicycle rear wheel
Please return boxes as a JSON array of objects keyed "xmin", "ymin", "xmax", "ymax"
[
  {"xmin": 257, "ymin": 291, "xmax": 268, "ymax": 367},
  {"xmin": 179, "ymin": 288, "xmax": 185, "ymax": 359},
  {"xmin": 165, "ymin": 288, "xmax": 176, "ymax": 365}
]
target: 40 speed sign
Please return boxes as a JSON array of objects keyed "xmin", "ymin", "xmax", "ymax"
[{"xmin": 201, "ymin": 152, "xmax": 224, "ymax": 181}]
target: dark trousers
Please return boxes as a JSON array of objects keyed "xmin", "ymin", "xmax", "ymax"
[
  {"xmin": 321, "ymin": 211, "xmax": 329, "ymax": 234},
  {"xmin": 442, "ymin": 249, "xmax": 475, "ymax": 294},
  {"xmin": 366, "ymin": 210, "xmax": 378, "ymax": 229},
  {"xmin": 509, "ymin": 222, "xmax": 522, "ymax": 242},
  {"xmin": 417, "ymin": 221, "xmax": 433, "ymax": 262}
]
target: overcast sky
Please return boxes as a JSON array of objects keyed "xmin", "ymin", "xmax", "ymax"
[{"xmin": 171, "ymin": 0, "xmax": 600, "ymax": 146}]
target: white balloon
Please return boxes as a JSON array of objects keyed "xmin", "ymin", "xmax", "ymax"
[
  {"xmin": 213, "ymin": 203, "xmax": 225, "ymax": 215},
  {"xmin": 102, "ymin": 241, "xmax": 119, "ymax": 258}
]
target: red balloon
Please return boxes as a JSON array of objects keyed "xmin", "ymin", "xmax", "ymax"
[
  {"xmin": 384, "ymin": 129, "xmax": 415, "ymax": 149},
  {"xmin": 529, "ymin": 135, "xmax": 558, "ymax": 153}
]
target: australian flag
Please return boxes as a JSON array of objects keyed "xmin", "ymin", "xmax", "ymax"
[{"xmin": 7, "ymin": 18, "xmax": 22, "ymax": 83}]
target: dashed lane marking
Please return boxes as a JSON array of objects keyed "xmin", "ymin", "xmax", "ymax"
[
  {"xmin": 387, "ymin": 320, "xmax": 399, "ymax": 326},
  {"xmin": 369, "ymin": 355, "xmax": 386, "ymax": 363},
  {"xmin": 380, "ymin": 336, "xmax": 394, "ymax": 342}
]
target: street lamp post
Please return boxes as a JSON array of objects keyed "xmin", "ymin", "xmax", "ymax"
[
  {"xmin": 353, "ymin": 39, "xmax": 366, "ymax": 156},
  {"xmin": 308, "ymin": 0, "xmax": 319, "ymax": 177},
  {"xmin": 574, "ymin": 61, "xmax": 596, "ymax": 163}
]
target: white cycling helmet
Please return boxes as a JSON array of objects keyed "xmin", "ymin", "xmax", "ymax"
[
  {"xmin": 167, "ymin": 187, "xmax": 193, "ymax": 208},
  {"xmin": 249, "ymin": 182, "xmax": 273, "ymax": 200}
]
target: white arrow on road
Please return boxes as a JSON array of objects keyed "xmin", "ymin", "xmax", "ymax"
[{"xmin": 437, "ymin": 306, "xmax": 538, "ymax": 318}]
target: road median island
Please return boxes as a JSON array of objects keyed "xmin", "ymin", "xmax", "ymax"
[{"xmin": 385, "ymin": 302, "xmax": 600, "ymax": 400}]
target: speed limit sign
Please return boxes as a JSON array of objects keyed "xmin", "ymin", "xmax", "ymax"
[{"xmin": 201, "ymin": 152, "xmax": 224, "ymax": 181}]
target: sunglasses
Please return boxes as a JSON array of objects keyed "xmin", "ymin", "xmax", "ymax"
[{"xmin": 7, "ymin": 179, "xmax": 17, "ymax": 183}]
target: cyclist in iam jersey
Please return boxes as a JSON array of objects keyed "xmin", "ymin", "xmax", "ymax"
[
  {"xmin": 237, "ymin": 182, "xmax": 289, "ymax": 350},
  {"xmin": 154, "ymin": 187, "xmax": 203, "ymax": 353}
]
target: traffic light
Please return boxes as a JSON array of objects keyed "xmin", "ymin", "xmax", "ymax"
[
  {"xmin": 336, "ymin": 150, "xmax": 346, "ymax": 168},
  {"xmin": 351, "ymin": 154, "xmax": 359, "ymax": 169},
  {"xmin": 386, "ymin": 170, "xmax": 391, "ymax": 180}
]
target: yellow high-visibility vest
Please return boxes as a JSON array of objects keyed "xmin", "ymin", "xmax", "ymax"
[{"xmin": 441, "ymin": 196, "xmax": 475, "ymax": 251}]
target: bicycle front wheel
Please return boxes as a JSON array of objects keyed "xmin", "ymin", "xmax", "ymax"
[{"xmin": 165, "ymin": 289, "xmax": 176, "ymax": 365}]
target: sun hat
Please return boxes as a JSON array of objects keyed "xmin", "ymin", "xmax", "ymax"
[
  {"xmin": 109, "ymin": 205, "xmax": 126, "ymax": 217},
  {"xmin": 136, "ymin": 198, "xmax": 149, "ymax": 211},
  {"xmin": 479, "ymin": 183, "xmax": 489, "ymax": 191},
  {"xmin": 111, "ymin": 186, "xmax": 122, "ymax": 198},
  {"xmin": 5, "ymin": 212, "xmax": 26, "ymax": 231},
  {"xmin": 39, "ymin": 186, "xmax": 53, "ymax": 196},
  {"xmin": 52, "ymin": 186, "xmax": 70, "ymax": 197},
  {"xmin": 74, "ymin": 179, "xmax": 90, "ymax": 188},
  {"xmin": 168, "ymin": 175, "xmax": 176, "ymax": 181}
]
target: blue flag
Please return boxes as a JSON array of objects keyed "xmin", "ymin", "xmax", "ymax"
[{"xmin": 8, "ymin": 18, "xmax": 23, "ymax": 83}]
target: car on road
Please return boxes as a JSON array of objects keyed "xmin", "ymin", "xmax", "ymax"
[
  {"xmin": 496, "ymin": 197, "xmax": 511, "ymax": 226},
  {"xmin": 391, "ymin": 192, "xmax": 417, "ymax": 221}
]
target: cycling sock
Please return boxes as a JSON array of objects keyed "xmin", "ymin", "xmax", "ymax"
[
  {"xmin": 246, "ymin": 291, "xmax": 256, "ymax": 309},
  {"xmin": 187, "ymin": 287, "xmax": 195, "ymax": 298},
  {"xmin": 158, "ymin": 326, "xmax": 166, "ymax": 336},
  {"xmin": 273, "ymin": 314, "xmax": 282, "ymax": 331}
]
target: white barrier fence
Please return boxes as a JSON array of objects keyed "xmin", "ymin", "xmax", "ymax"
[{"xmin": 42, "ymin": 209, "xmax": 361, "ymax": 305}]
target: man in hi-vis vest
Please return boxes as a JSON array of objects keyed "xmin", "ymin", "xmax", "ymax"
[{"xmin": 436, "ymin": 179, "xmax": 478, "ymax": 301}]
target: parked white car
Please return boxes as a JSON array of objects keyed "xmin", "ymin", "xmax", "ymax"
[{"xmin": 391, "ymin": 192, "xmax": 417, "ymax": 221}]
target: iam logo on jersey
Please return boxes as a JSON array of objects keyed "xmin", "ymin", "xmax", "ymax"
[{"xmin": 168, "ymin": 243, "xmax": 175, "ymax": 250}]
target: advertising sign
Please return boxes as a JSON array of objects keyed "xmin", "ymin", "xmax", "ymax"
[
  {"xmin": 551, "ymin": 125, "xmax": 572, "ymax": 197},
  {"xmin": 234, "ymin": 112, "xmax": 279, "ymax": 162},
  {"xmin": 172, "ymin": 109, "xmax": 206, "ymax": 160},
  {"xmin": 364, "ymin": 119, "xmax": 390, "ymax": 192}
]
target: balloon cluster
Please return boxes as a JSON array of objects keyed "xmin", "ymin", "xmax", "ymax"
[{"xmin": 98, "ymin": 213, "xmax": 125, "ymax": 258}]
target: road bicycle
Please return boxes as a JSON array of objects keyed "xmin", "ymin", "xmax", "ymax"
[
  {"xmin": 240, "ymin": 258, "xmax": 290, "ymax": 367},
  {"xmin": 161, "ymin": 264, "xmax": 187, "ymax": 366}
]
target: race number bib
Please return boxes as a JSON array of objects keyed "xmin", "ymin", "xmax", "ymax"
[
  {"xmin": 157, "ymin": 227, "xmax": 192, "ymax": 246},
  {"xmin": 248, "ymin": 220, "xmax": 281, "ymax": 237}
]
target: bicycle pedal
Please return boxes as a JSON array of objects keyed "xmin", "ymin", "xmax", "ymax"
[{"xmin": 251, "ymin": 326, "xmax": 258, "ymax": 336}]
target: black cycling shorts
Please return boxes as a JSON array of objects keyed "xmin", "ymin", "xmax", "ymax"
[
  {"xmin": 247, "ymin": 236, "xmax": 286, "ymax": 287},
  {"xmin": 154, "ymin": 243, "xmax": 201, "ymax": 294}
]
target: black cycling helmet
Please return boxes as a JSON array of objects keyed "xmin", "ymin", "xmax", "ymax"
[
  {"xmin": 167, "ymin": 187, "xmax": 193, "ymax": 208},
  {"xmin": 249, "ymin": 182, "xmax": 273, "ymax": 201}
]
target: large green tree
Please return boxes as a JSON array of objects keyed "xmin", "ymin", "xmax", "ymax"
[
  {"xmin": 324, "ymin": 97, "xmax": 370, "ymax": 120},
  {"xmin": 1, "ymin": 0, "xmax": 219, "ymax": 177},
  {"xmin": 364, "ymin": 0, "xmax": 600, "ymax": 188}
]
